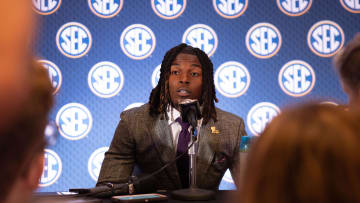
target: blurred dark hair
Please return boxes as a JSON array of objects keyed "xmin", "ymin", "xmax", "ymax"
[
  {"xmin": 238, "ymin": 103, "xmax": 360, "ymax": 203},
  {"xmin": 0, "ymin": 60, "xmax": 53, "ymax": 201},
  {"xmin": 333, "ymin": 33, "xmax": 360, "ymax": 91}
]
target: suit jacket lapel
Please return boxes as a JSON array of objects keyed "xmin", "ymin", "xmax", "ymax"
[
  {"xmin": 196, "ymin": 120, "xmax": 216, "ymax": 186},
  {"xmin": 148, "ymin": 116, "xmax": 182, "ymax": 188}
]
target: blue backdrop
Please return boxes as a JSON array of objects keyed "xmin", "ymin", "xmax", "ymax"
[{"xmin": 33, "ymin": 0, "xmax": 360, "ymax": 192}]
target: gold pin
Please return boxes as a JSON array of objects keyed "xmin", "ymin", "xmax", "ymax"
[{"xmin": 211, "ymin": 126, "xmax": 220, "ymax": 134}]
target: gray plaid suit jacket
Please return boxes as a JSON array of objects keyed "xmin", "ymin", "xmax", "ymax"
[{"xmin": 97, "ymin": 103, "xmax": 247, "ymax": 190}]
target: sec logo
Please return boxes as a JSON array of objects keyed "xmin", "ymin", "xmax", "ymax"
[
  {"xmin": 340, "ymin": 0, "xmax": 360, "ymax": 13},
  {"xmin": 278, "ymin": 60, "xmax": 315, "ymax": 97},
  {"xmin": 151, "ymin": 64, "xmax": 161, "ymax": 88},
  {"xmin": 56, "ymin": 22, "xmax": 92, "ymax": 58},
  {"xmin": 246, "ymin": 23, "xmax": 282, "ymax": 59},
  {"xmin": 277, "ymin": 0, "xmax": 312, "ymax": 16},
  {"xmin": 56, "ymin": 103, "xmax": 93, "ymax": 140},
  {"xmin": 124, "ymin": 102, "xmax": 145, "ymax": 111},
  {"xmin": 247, "ymin": 102, "xmax": 280, "ymax": 136},
  {"xmin": 307, "ymin": 20, "xmax": 344, "ymax": 57},
  {"xmin": 39, "ymin": 149, "xmax": 62, "ymax": 187},
  {"xmin": 38, "ymin": 60, "xmax": 62, "ymax": 95},
  {"xmin": 32, "ymin": 0, "xmax": 62, "ymax": 15},
  {"xmin": 88, "ymin": 0, "xmax": 123, "ymax": 18},
  {"xmin": 120, "ymin": 24, "xmax": 156, "ymax": 60},
  {"xmin": 214, "ymin": 61, "xmax": 250, "ymax": 98},
  {"xmin": 88, "ymin": 61, "xmax": 124, "ymax": 98},
  {"xmin": 88, "ymin": 147, "xmax": 109, "ymax": 181},
  {"xmin": 182, "ymin": 24, "xmax": 218, "ymax": 57},
  {"xmin": 213, "ymin": 0, "xmax": 248, "ymax": 19},
  {"xmin": 151, "ymin": 0, "xmax": 186, "ymax": 19}
]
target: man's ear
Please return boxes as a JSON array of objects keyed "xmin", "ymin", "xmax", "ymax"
[{"xmin": 25, "ymin": 153, "xmax": 44, "ymax": 190}]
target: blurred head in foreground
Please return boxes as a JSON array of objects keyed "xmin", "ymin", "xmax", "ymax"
[
  {"xmin": 1, "ymin": 61, "xmax": 53, "ymax": 203},
  {"xmin": 0, "ymin": 0, "xmax": 37, "ymax": 132},
  {"xmin": 334, "ymin": 34, "xmax": 360, "ymax": 111},
  {"xmin": 238, "ymin": 104, "xmax": 360, "ymax": 203}
]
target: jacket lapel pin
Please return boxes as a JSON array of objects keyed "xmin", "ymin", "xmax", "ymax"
[{"xmin": 211, "ymin": 126, "xmax": 220, "ymax": 134}]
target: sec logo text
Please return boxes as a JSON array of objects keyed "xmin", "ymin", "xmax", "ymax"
[
  {"xmin": 56, "ymin": 103, "xmax": 93, "ymax": 140},
  {"xmin": 214, "ymin": 61, "xmax": 250, "ymax": 98},
  {"xmin": 88, "ymin": 147, "xmax": 109, "ymax": 181},
  {"xmin": 88, "ymin": 0, "xmax": 123, "ymax": 18},
  {"xmin": 39, "ymin": 149, "xmax": 62, "ymax": 187},
  {"xmin": 213, "ymin": 0, "xmax": 248, "ymax": 19},
  {"xmin": 247, "ymin": 102, "xmax": 280, "ymax": 135},
  {"xmin": 278, "ymin": 60, "xmax": 315, "ymax": 97},
  {"xmin": 340, "ymin": 0, "xmax": 360, "ymax": 13},
  {"xmin": 246, "ymin": 23, "xmax": 282, "ymax": 59},
  {"xmin": 33, "ymin": 0, "xmax": 62, "ymax": 15},
  {"xmin": 88, "ymin": 61, "xmax": 124, "ymax": 98},
  {"xmin": 277, "ymin": 0, "xmax": 312, "ymax": 16},
  {"xmin": 151, "ymin": 0, "xmax": 186, "ymax": 19},
  {"xmin": 307, "ymin": 20, "xmax": 344, "ymax": 57},
  {"xmin": 38, "ymin": 60, "xmax": 62, "ymax": 95},
  {"xmin": 120, "ymin": 24, "xmax": 156, "ymax": 60},
  {"xmin": 56, "ymin": 22, "xmax": 92, "ymax": 58},
  {"xmin": 182, "ymin": 24, "xmax": 218, "ymax": 57}
]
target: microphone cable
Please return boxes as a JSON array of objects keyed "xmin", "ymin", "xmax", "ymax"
[{"xmin": 72, "ymin": 138, "xmax": 197, "ymax": 198}]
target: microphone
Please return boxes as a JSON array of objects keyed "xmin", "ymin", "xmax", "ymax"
[{"xmin": 178, "ymin": 99, "xmax": 201, "ymax": 129}]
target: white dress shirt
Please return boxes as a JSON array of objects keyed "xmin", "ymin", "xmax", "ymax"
[{"xmin": 166, "ymin": 106, "xmax": 192, "ymax": 152}]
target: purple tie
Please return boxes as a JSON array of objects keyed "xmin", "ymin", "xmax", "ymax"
[{"xmin": 175, "ymin": 117, "xmax": 190, "ymax": 188}]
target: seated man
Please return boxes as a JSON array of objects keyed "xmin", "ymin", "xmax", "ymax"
[
  {"xmin": 333, "ymin": 34, "xmax": 360, "ymax": 111},
  {"xmin": 1, "ymin": 61, "xmax": 54, "ymax": 203},
  {"xmin": 97, "ymin": 44, "xmax": 247, "ymax": 191},
  {"xmin": 237, "ymin": 103, "xmax": 360, "ymax": 203}
]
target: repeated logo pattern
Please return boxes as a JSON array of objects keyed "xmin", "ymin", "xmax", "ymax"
[
  {"xmin": 213, "ymin": 0, "xmax": 248, "ymax": 19},
  {"xmin": 56, "ymin": 22, "xmax": 92, "ymax": 58},
  {"xmin": 88, "ymin": 0, "xmax": 123, "ymax": 18},
  {"xmin": 307, "ymin": 20, "xmax": 345, "ymax": 57},
  {"xmin": 247, "ymin": 102, "xmax": 281, "ymax": 136},
  {"xmin": 182, "ymin": 24, "xmax": 218, "ymax": 57},
  {"xmin": 151, "ymin": 0, "xmax": 186, "ymax": 19},
  {"xmin": 88, "ymin": 61, "xmax": 125, "ymax": 98},
  {"xmin": 151, "ymin": 64, "xmax": 161, "ymax": 88},
  {"xmin": 34, "ymin": 1, "xmax": 358, "ymax": 192},
  {"xmin": 38, "ymin": 59, "xmax": 62, "ymax": 94},
  {"xmin": 277, "ymin": 0, "xmax": 312, "ymax": 16},
  {"xmin": 39, "ymin": 149, "xmax": 62, "ymax": 187},
  {"xmin": 120, "ymin": 24, "xmax": 156, "ymax": 60},
  {"xmin": 88, "ymin": 147, "xmax": 109, "ymax": 181},
  {"xmin": 246, "ymin": 23, "xmax": 282, "ymax": 59},
  {"xmin": 278, "ymin": 60, "xmax": 316, "ymax": 97},
  {"xmin": 56, "ymin": 103, "xmax": 93, "ymax": 140},
  {"xmin": 32, "ymin": 0, "xmax": 62, "ymax": 15},
  {"xmin": 340, "ymin": 0, "xmax": 360, "ymax": 13},
  {"xmin": 214, "ymin": 61, "xmax": 250, "ymax": 98}
]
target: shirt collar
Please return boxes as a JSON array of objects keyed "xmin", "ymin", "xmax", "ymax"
[{"xmin": 166, "ymin": 105, "xmax": 181, "ymax": 125}]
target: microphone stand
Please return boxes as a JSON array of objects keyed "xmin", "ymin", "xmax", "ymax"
[{"xmin": 171, "ymin": 119, "xmax": 215, "ymax": 201}]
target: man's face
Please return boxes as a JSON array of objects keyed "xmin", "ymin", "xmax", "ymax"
[{"xmin": 168, "ymin": 53, "xmax": 202, "ymax": 107}]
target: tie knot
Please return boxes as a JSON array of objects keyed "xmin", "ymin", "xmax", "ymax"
[{"xmin": 175, "ymin": 117, "xmax": 190, "ymax": 130}]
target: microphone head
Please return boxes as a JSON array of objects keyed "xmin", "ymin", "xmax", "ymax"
[{"xmin": 178, "ymin": 99, "xmax": 201, "ymax": 128}]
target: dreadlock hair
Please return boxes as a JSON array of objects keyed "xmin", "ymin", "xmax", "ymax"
[{"xmin": 149, "ymin": 43, "xmax": 218, "ymax": 125}]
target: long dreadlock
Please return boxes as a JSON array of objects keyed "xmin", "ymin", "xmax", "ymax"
[{"xmin": 149, "ymin": 43, "xmax": 218, "ymax": 125}]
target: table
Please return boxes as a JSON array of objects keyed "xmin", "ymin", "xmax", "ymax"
[{"xmin": 31, "ymin": 190, "xmax": 237, "ymax": 203}]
